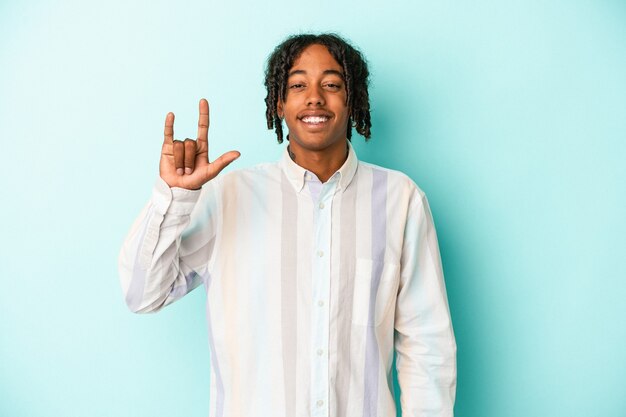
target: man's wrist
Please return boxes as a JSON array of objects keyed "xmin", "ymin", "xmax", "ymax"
[{"xmin": 152, "ymin": 176, "xmax": 201, "ymax": 216}]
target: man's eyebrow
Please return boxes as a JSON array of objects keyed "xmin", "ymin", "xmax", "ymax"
[{"xmin": 288, "ymin": 69, "xmax": 345, "ymax": 78}]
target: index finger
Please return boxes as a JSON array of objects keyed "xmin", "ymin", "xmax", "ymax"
[
  {"xmin": 164, "ymin": 112, "xmax": 175, "ymax": 144},
  {"xmin": 197, "ymin": 98, "xmax": 209, "ymax": 144}
]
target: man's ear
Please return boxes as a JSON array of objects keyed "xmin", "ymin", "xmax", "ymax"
[{"xmin": 277, "ymin": 99, "xmax": 284, "ymax": 119}]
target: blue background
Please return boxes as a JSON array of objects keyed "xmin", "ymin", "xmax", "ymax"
[{"xmin": 1, "ymin": 1, "xmax": 625, "ymax": 416}]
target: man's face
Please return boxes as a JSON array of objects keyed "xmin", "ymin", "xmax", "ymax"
[{"xmin": 278, "ymin": 44, "xmax": 349, "ymax": 156}]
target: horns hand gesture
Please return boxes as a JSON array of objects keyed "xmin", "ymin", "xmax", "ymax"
[{"xmin": 160, "ymin": 98, "xmax": 240, "ymax": 190}]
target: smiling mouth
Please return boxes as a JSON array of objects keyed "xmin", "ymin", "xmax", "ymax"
[{"xmin": 300, "ymin": 115, "xmax": 331, "ymax": 126}]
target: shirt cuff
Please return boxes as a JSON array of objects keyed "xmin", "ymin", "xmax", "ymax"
[{"xmin": 151, "ymin": 176, "xmax": 202, "ymax": 216}]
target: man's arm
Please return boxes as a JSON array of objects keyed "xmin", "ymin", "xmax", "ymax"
[
  {"xmin": 118, "ymin": 178, "xmax": 215, "ymax": 313},
  {"xmin": 395, "ymin": 190, "xmax": 457, "ymax": 416},
  {"xmin": 118, "ymin": 99, "xmax": 239, "ymax": 313}
]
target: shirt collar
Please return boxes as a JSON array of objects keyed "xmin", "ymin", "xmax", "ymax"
[{"xmin": 279, "ymin": 141, "xmax": 359, "ymax": 193}]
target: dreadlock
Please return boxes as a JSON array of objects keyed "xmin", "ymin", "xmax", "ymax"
[{"xmin": 264, "ymin": 33, "xmax": 372, "ymax": 144}]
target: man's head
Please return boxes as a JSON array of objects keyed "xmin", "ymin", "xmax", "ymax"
[{"xmin": 264, "ymin": 33, "xmax": 371, "ymax": 146}]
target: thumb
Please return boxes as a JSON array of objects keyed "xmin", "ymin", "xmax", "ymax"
[{"xmin": 204, "ymin": 151, "xmax": 241, "ymax": 181}]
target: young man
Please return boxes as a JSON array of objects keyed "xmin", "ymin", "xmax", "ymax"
[{"xmin": 119, "ymin": 33, "xmax": 456, "ymax": 417}]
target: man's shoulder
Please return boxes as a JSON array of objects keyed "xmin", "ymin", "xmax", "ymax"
[
  {"xmin": 215, "ymin": 160, "xmax": 282, "ymax": 185},
  {"xmin": 232, "ymin": 160, "xmax": 280, "ymax": 175},
  {"xmin": 356, "ymin": 160, "xmax": 426, "ymax": 198}
]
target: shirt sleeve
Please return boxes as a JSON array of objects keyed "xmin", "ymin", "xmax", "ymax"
[
  {"xmin": 395, "ymin": 190, "xmax": 457, "ymax": 416},
  {"xmin": 118, "ymin": 176, "xmax": 220, "ymax": 313}
]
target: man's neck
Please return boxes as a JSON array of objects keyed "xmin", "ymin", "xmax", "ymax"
[{"xmin": 288, "ymin": 141, "xmax": 349, "ymax": 183}]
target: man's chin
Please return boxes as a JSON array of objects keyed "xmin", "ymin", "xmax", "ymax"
[{"xmin": 289, "ymin": 130, "xmax": 348, "ymax": 150}]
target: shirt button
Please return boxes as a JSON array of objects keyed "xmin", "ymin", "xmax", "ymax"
[
  {"xmin": 319, "ymin": 202, "xmax": 325, "ymax": 209},
  {"xmin": 317, "ymin": 400, "xmax": 324, "ymax": 407},
  {"xmin": 317, "ymin": 250, "xmax": 324, "ymax": 257},
  {"xmin": 317, "ymin": 348, "xmax": 324, "ymax": 356},
  {"xmin": 318, "ymin": 300, "xmax": 324, "ymax": 307}
]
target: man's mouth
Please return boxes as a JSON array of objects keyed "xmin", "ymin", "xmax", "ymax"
[
  {"xmin": 299, "ymin": 115, "xmax": 331, "ymax": 126},
  {"xmin": 296, "ymin": 109, "xmax": 334, "ymax": 129}
]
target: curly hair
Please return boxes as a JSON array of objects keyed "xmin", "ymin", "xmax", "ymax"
[{"xmin": 264, "ymin": 33, "xmax": 371, "ymax": 144}]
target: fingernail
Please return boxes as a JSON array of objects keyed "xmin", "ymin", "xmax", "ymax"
[
  {"xmin": 177, "ymin": 168, "xmax": 184, "ymax": 175},
  {"xmin": 185, "ymin": 168, "xmax": 192, "ymax": 174}
]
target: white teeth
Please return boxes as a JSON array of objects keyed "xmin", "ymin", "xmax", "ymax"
[{"xmin": 302, "ymin": 116, "xmax": 329, "ymax": 123}]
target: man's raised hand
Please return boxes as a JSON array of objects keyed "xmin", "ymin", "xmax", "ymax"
[{"xmin": 160, "ymin": 98, "xmax": 240, "ymax": 190}]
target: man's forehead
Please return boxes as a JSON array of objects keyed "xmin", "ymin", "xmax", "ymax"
[
  {"xmin": 288, "ymin": 69, "xmax": 345, "ymax": 78},
  {"xmin": 288, "ymin": 44, "xmax": 344, "ymax": 74}
]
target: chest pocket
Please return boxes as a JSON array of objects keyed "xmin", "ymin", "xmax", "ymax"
[{"xmin": 351, "ymin": 257, "xmax": 400, "ymax": 327}]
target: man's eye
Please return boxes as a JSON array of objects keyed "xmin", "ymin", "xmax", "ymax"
[
  {"xmin": 289, "ymin": 83, "xmax": 305, "ymax": 89},
  {"xmin": 325, "ymin": 83, "xmax": 341, "ymax": 89}
]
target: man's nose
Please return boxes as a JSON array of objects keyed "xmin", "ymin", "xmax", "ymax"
[{"xmin": 306, "ymin": 85, "xmax": 325, "ymax": 106}]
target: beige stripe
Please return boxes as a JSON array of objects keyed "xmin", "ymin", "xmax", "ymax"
[
  {"xmin": 281, "ymin": 171, "xmax": 298, "ymax": 417},
  {"xmin": 219, "ymin": 174, "xmax": 241, "ymax": 417},
  {"xmin": 295, "ymin": 191, "xmax": 314, "ymax": 414}
]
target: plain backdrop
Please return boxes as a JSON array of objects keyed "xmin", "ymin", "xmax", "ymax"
[{"xmin": 1, "ymin": 1, "xmax": 625, "ymax": 416}]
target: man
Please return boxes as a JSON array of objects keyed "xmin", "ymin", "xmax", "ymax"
[{"xmin": 119, "ymin": 33, "xmax": 456, "ymax": 417}]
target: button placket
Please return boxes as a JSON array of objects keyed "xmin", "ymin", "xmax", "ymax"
[{"xmin": 309, "ymin": 181, "xmax": 336, "ymax": 417}]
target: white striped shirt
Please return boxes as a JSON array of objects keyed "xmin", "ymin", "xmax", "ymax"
[{"xmin": 119, "ymin": 143, "xmax": 457, "ymax": 417}]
